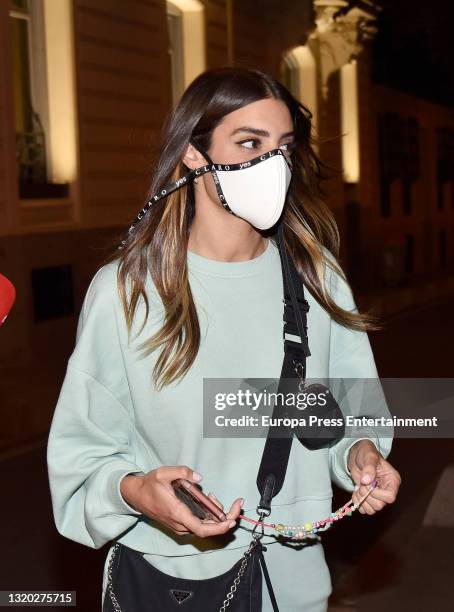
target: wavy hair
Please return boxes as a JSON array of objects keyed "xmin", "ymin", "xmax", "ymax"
[{"xmin": 101, "ymin": 67, "xmax": 381, "ymax": 391}]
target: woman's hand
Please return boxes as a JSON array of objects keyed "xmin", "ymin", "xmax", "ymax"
[
  {"xmin": 120, "ymin": 465, "xmax": 243, "ymax": 537},
  {"xmin": 347, "ymin": 440, "xmax": 401, "ymax": 515}
]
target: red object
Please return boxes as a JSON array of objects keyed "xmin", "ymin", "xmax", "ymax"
[{"xmin": 0, "ymin": 273, "xmax": 16, "ymax": 326}]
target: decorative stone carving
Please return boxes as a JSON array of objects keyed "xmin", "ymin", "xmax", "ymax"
[{"xmin": 310, "ymin": 0, "xmax": 381, "ymax": 99}]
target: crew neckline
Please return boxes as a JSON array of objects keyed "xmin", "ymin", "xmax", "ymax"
[{"xmin": 187, "ymin": 238, "xmax": 277, "ymax": 277}]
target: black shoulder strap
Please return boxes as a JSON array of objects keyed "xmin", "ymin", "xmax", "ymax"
[
  {"xmin": 257, "ymin": 543, "xmax": 280, "ymax": 611},
  {"xmin": 256, "ymin": 223, "xmax": 311, "ymax": 513}
]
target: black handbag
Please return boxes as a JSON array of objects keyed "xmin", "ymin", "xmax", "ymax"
[
  {"xmin": 103, "ymin": 223, "xmax": 345, "ymax": 612},
  {"xmin": 104, "ymin": 538, "xmax": 268, "ymax": 612}
]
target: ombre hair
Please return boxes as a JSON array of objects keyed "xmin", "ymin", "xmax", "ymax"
[{"xmin": 101, "ymin": 67, "xmax": 381, "ymax": 391}]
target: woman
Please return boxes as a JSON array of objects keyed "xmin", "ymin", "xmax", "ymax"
[{"xmin": 47, "ymin": 67, "xmax": 401, "ymax": 611}]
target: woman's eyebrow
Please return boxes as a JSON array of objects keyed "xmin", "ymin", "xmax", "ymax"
[{"xmin": 230, "ymin": 127, "xmax": 295, "ymax": 138}]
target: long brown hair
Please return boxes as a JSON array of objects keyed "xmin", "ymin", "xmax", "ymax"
[{"xmin": 101, "ymin": 67, "xmax": 381, "ymax": 391}]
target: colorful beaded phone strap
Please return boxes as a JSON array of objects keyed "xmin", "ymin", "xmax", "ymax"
[{"xmin": 239, "ymin": 479, "xmax": 378, "ymax": 540}]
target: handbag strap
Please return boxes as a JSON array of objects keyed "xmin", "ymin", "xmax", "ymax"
[
  {"xmin": 257, "ymin": 543, "xmax": 280, "ymax": 611},
  {"xmin": 256, "ymin": 222, "xmax": 310, "ymax": 513}
]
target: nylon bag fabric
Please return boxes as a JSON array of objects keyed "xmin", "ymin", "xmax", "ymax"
[{"xmin": 102, "ymin": 541, "xmax": 263, "ymax": 612}]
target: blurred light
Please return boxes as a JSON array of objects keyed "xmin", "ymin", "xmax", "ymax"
[
  {"xmin": 340, "ymin": 59, "xmax": 360, "ymax": 183},
  {"xmin": 43, "ymin": 0, "xmax": 77, "ymax": 183},
  {"xmin": 283, "ymin": 45, "xmax": 319, "ymax": 150},
  {"xmin": 170, "ymin": 0, "xmax": 205, "ymax": 87}
]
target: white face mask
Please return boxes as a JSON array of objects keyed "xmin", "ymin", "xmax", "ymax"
[
  {"xmin": 117, "ymin": 143, "xmax": 293, "ymax": 250},
  {"xmin": 197, "ymin": 147, "xmax": 293, "ymax": 230}
]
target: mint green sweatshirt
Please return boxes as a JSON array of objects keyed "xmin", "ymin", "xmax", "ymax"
[{"xmin": 47, "ymin": 237, "xmax": 392, "ymax": 556}]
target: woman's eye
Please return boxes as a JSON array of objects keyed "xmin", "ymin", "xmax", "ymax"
[
  {"xmin": 237, "ymin": 139, "xmax": 296, "ymax": 152},
  {"xmin": 239, "ymin": 139, "xmax": 258, "ymax": 149}
]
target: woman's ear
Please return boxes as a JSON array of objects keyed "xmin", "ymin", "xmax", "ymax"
[{"xmin": 182, "ymin": 143, "xmax": 208, "ymax": 169}]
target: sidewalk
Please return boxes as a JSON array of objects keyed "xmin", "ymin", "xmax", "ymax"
[
  {"xmin": 326, "ymin": 438, "xmax": 454, "ymax": 612},
  {"xmin": 339, "ymin": 466, "xmax": 454, "ymax": 612}
]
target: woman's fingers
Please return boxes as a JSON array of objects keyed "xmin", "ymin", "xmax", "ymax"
[
  {"xmin": 171, "ymin": 524, "xmax": 192, "ymax": 535},
  {"xmin": 155, "ymin": 465, "xmax": 203, "ymax": 485},
  {"xmin": 353, "ymin": 471, "xmax": 400, "ymax": 512},
  {"xmin": 357, "ymin": 500, "xmax": 376, "ymax": 515},
  {"xmin": 207, "ymin": 492, "xmax": 224, "ymax": 511},
  {"xmin": 357, "ymin": 495, "xmax": 385, "ymax": 514},
  {"xmin": 360, "ymin": 486, "xmax": 395, "ymax": 505},
  {"xmin": 207, "ymin": 493, "xmax": 244, "ymax": 522},
  {"xmin": 354, "ymin": 482, "xmax": 393, "ymax": 514},
  {"xmin": 349, "ymin": 453, "xmax": 402, "ymax": 518},
  {"xmin": 170, "ymin": 498, "xmax": 235, "ymax": 537},
  {"xmin": 225, "ymin": 497, "xmax": 244, "ymax": 520},
  {"xmin": 181, "ymin": 511, "xmax": 237, "ymax": 538}
]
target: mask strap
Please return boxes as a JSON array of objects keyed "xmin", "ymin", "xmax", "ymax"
[
  {"xmin": 117, "ymin": 163, "xmax": 214, "ymax": 250},
  {"xmin": 190, "ymin": 139, "xmax": 235, "ymax": 216},
  {"xmin": 189, "ymin": 139, "xmax": 215, "ymax": 166}
]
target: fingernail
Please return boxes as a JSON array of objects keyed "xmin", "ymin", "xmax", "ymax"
[
  {"xmin": 193, "ymin": 471, "xmax": 203, "ymax": 482},
  {"xmin": 239, "ymin": 498, "xmax": 244, "ymax": 508},
  {"xmin": 229, "ymin": 520, "xmax": 236, "ymax": 528},
  {"xmin": 354, "ymin": 484, "xmax": 360, "ymax": 491}
]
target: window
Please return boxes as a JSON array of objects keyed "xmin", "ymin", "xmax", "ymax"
[
  {"xmin": 436, "ymin": 128, "xmax": 452, "ymax": 212},
  {"xmin": 404, "ymin": 234, "xmax": 414, "ymax": 275},
  {"xmin": 439, "ymin": 229, "xmax": 447, "ymax": 268},
  {"xmin": 377, "ymin": 114, "xmax": 393, "ymax": 217},
  {"xmin": 378, "ymin": 113, "xmax": 403, "ymax": 217},
  {"xmin": 9, "ymin": 0, "xmax": 76, "ymax": 202},
  {"xmin": 31, "ymin": 264, "xmax": 74, "ymax": 322},
  {"xmin": 10, "ymin": 0, "xmax": 52, "ymax": 196},
  {"xmin": 401, "ymin": 117, "xmax": 420, "ymax": 215}
]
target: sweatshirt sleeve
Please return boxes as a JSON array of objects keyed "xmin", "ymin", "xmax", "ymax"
[
  {"xmin": 47, "ymin": 263, "xmax": 146, "ymax": 549},
  {"xmin": 326, "ymin": 260, "xmax": 393, "ymax": 493}
]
